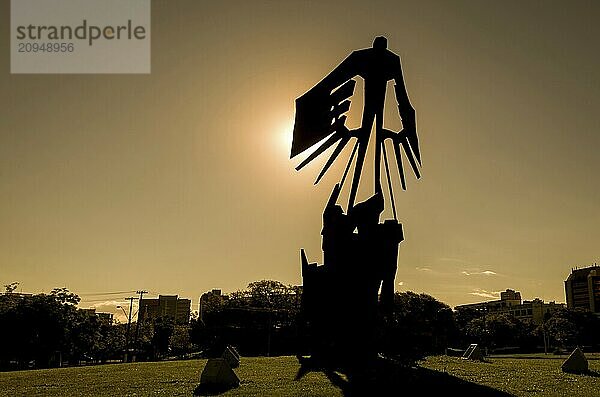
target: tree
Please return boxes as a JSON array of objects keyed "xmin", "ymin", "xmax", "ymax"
[
  {"xmin": 68, "ymin": 310, "xmax": 101, "ymax": 362},
  {"xmin": 240, "ymin": 280, "xmax": 300, "ymax": 315},
  {"xmin": 0, "ymin": 293, "xmax": 75, "ymax": 367},
  {"xmin": 0, "ymin": 288, "xmax": 127, "ymax": 369},
  {"xmin": 50, "ymin": 288, "xmax": 80, "ymax": 305},
  {"xmin": 383, "ymin": 292, "xmax": 458, "ymax": 360},
  {"xmin": 464, "ymin": 313, "xmax": 536, "ymax": 352},
  {"xmin": 4, "ymin": 282, "xmax": 19, "ymax": 294},
  {"xmin": 465, "ymin": 317, "xmax": 489, "ymax": 347},
  {"xmin": 545, "ymin": 316, "xmax": 576, "ymax": 350},
  {"xmin": 95, "ymin": 323, "xmax": 126, "ymax": 362},
  {"xmin": 541, "ymin": 308, "xmax": 600, "ymax": 350},
  {"xmin": 200, "ymin": 292, "xmax": 227, "ymax": 322},
  {"xmin": 194, "ymin": 280, "xmax": 302, "ymax": 357},
  {"xmin": 454, "ymin": 306, "xmax": 483, "ymax": 335},
  {"xmin": 152, "ymin": 316, "xmax": 174, "ymax": 358},
  {"xmin": 135, "ymin": 321, "xmax": 155, "ymax": 361},
  {"xmin": 169, "ymin": 325, "xmax": 192, "ymax": 356},
  {"xmin": 485, "ymin": 314, "xmax": 520, "ymax": 348}
]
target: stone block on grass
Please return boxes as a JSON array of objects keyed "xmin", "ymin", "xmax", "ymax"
[
  {"xmin": 221, "ymin": 345, "xmax": 241, "ymax": 368},
  {"xmin": 561, "ymin": 347, "xmax": 588, "ymax": 374},
  {"xmin": 198, "ymin": 358, "xmax": 240, "ymax": 392},
  {"xmin": 462, "ymin": 344, "xmax": 484, "ymax": 361}
]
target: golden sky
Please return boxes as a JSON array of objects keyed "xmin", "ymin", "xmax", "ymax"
[{"xmin": 1, "ymin": 0, "xmax": 599, "ymax": 315}]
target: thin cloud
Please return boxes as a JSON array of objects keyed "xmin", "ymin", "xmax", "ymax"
[
  {"xmin": 461, "ymin": 270, "xmax": 497, "ymax": 276},
  {"xmin": 469, "ymin": 292, "xmax": 497, "ymax": 299},
  {"xmin": 416, "ymin": 267, "xmax": 432, "ymax": 272},
  {"xmin": 88, "ymin": 299, "xmax": 124, "ymax": 309},
  {"xmin": 397, "ymin": 281, "xmax": 404, "ymax": 286},
  {"xmin": 468, "ymin": 288, "xmax": 500, "ymax": 299},
  {"xmin": 80, "ymin": 300, "xmax": 133, "ymax": 323}
]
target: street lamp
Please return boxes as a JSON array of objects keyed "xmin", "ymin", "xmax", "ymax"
[{"xmin": 116, "ymin": 305, "xmax": 127, "ymax": 318}]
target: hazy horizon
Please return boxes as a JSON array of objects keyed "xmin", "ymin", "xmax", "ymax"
[{"xmin": 2, "ymin": 1, "xmax": 599, "ymax": 322}]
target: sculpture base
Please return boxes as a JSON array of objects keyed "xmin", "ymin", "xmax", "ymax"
[{"xmin": 298, "ymin": 219, "xmax": 403, "ymax": 372}]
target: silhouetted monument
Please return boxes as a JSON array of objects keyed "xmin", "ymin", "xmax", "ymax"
[{"xmin": 291, "ymin": 37, "xmax": 421, "ymax": 374}]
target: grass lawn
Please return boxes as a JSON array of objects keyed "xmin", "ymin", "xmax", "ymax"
[
  {"xmin": 1, "ymin": 355, "xmax": 599, "ymax": 396},
  {"xmin": 0, "ymin": 357, "xmax": 341, "ymax": 397},
  {"xmin": 422, "ymin": 355, "xmax": 600, "ymax": 397}
]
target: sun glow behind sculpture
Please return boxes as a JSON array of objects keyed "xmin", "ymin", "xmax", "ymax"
[{"xmin": 278, "ymin": 119, "xmax": 294, "ymax": 156}]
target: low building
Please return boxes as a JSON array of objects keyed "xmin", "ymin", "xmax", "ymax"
[
  {"xmin": 96, "ymin": 312, "xmax": 114, "ymax": 325},
  {"xmin": 564, "ymin": 264, "xmax": 600, "ymax": 314},
  {"xmin": 138, "ymin": 295, "xmax": 191, "ymax": 325},
  {"xmin": 505, "ymin": 298, "xmax": 564, "ymax": 324},
  {"xmin": 80, "ymin": 308, "xmax": 114, "ymax": 325},
  {"xmin": 455, "ymin": 289, "xmax": 523, "ymax": 314},
  {"xmin": 455, "ymin": 289, "xmax": 564, "ymax": 325}
]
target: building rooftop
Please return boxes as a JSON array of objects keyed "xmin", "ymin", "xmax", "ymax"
[{"xmin": 566, "ymin": 264, "xmax": 600, "ymax": 281}]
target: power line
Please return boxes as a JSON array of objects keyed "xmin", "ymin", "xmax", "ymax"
[
  {"xmin": 79, "ymin": 290, "xmax": 138, "ymax": 296},
  {"xmin": 78, "ymin": 298, "xmax": 133, "ymax": 303}
]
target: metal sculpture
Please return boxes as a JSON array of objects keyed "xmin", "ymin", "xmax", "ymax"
[{"xmin": 292, "ymin": 37, "xmax": 421, "ymax": 372}]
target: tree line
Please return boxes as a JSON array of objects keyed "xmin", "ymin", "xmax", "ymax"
[
  {"xmin": 2, "ymin": 280, "xmax": 600, "ymax": 371},
  {"xmin": 0, "ymin": 288, "xmax": 124, "ymax": 370}
]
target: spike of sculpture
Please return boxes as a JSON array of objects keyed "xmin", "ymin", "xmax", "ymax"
[{"xmin": 291, "ymin": 37, "xmax": 421, "ymax": 372}]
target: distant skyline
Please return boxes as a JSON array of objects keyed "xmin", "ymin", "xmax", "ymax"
[{"xmin": 2, "ymin": 1, "xmax": 599, "ymax": 321}]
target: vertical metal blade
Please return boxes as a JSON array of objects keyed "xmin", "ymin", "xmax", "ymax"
[
  {"xmin": 348, "ymin": 139, "xmax": 368, "ymax": 210},
  {"xmin": 382, "ymin": 141, "xmax": 397, "ymax": 221},
  {"xmin": 401, "ymin": 137, "xmax": 421, "ymax": 179},
  {"xmin": 392, "ymin": 139, "xmax": 407, "ymax": 190}
]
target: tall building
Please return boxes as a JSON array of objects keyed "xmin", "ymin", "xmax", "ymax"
[
  {"xmin": 138, "ymin": 295, "xmax": 191, "ymax": 325},
  {"xmin": 564, "ymin": 265, "xmax": 600, "ymax": 314}
]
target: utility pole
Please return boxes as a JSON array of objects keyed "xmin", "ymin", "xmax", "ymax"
[
  {"xmin": 124, "ymin": 296, "xmax": 138, "ymax": 362},
  {"xmin": 134, "ymin": 290, "xmax": 148, "ymax": 351}
]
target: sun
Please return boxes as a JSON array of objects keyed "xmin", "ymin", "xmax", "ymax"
[{"xmin": 277, "ymin": 118, "xmax": 294, "ymax": 156}]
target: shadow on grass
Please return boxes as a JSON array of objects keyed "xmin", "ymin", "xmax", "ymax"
[
  {"xmin": 582, "ymin": 370, "xmax": 600, "ymax": 378},
  {"xmin": 193, "ymin": 383, "xmax": 238, "ymax": 396},
  {"xmin": 296, "ymin": 357, "xmax": 515, "ymax": 397}
]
